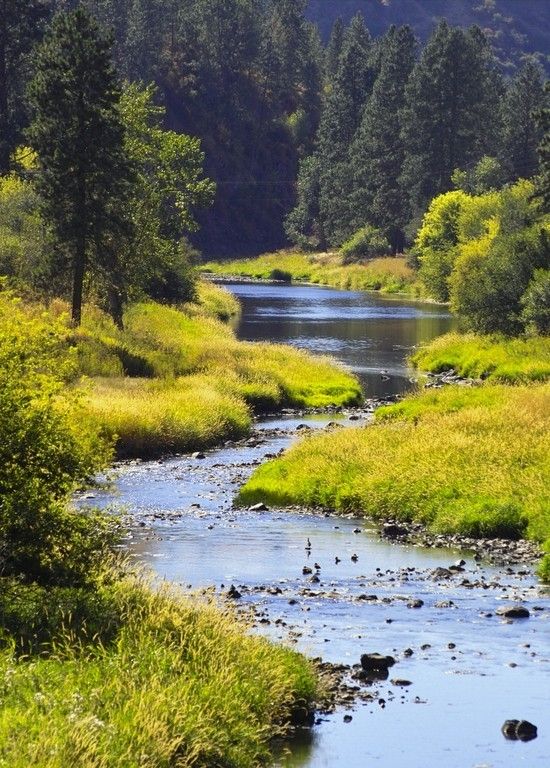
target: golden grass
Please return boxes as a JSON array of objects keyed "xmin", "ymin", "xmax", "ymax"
[
  {"xmin": 73, "ymin": 292, "xmax": 361, "ymax": 457},
  {"xmin": 238, "ymin": 384, "xmax": 550, "ymax": 566},
  {"xmin": 0, "ymin": 576, "xmax": 318, "ymax": 767},
  {"xmin": 203, "ymin": 251, "xmax": 424, "ymax": 296}
]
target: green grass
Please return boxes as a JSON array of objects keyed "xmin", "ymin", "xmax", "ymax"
[
  {"xmin": 203, "ymin": 251, "xmax": 424, "ymax": 296},
  {"xmin": 238, "ymin": 384, "xmax": 550, "ymax": 577},
  {"xmin": 0, "ymin": 576, "xmax": 318, "ymax": 767},
  {"xmin": 65, "ymin": 288, "xmax": 361, "ymax": 457},
  {"xmin": 412, "ymin": 332, "xmax": 550, "ymax": 383}
]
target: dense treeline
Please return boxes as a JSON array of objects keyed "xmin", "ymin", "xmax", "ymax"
[{"xmin": 2, "ymin": 1, "xmax": 548, "ymax": 260}]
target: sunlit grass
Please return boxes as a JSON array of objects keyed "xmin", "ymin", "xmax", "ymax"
[
  {"xmin": 203, "ymin": 251, "xmax": 424, "ymax": 296},
  {"xmin": 0, "ymin": 576, "xmax": 318, "ymax": 767},
  {"xmin": 71, "ymin": 292, "xmax": 361, "ymax": 457},
  {"xmin": 238, "ymin": 384, "xmax": 550, "ymax": 577},
  {"xmin": 412, "ymin": 332, "xmax": 550, "ymax": 383}
]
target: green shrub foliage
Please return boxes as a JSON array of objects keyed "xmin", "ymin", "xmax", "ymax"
[
  {"xmin": 0, "ymin": 292, "xmax": 114, "ymax": 585},
  {"xmin": 340, "ymin": 225, "xmax": 391, "ymax": 263}
]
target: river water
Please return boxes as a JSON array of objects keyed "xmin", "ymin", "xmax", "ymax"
[{"xmin": 90, "ymin": 283, "xmax": 549, "ymax": 768}]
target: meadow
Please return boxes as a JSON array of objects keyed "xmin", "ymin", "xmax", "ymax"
[{"xmin": 203, "ymin": 251, "xmax": 424, "ymax": 296}]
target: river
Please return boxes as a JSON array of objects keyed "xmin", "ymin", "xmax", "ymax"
[{"xmin": 90, "ymin": 283, "xmax": 549, "ymax": 768}]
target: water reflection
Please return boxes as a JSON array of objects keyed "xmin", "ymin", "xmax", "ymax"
[{"xmin": 226, "ymin": 282, "xmax": 454, "ymax": 396}]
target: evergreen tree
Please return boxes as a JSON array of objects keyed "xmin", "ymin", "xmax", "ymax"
[
  {"xmin": 125, "ymin": 0, "xmax": 163, "ymax": 81},
  {"xmin": 502, "ymin": 60, "xmax": 546, "ymax": 182},
  {"xmin": 536, "ymin": 82, "xmax": 550, "ymax": 212},
  {"xmin": 0, "ymin": 0, "xmax": 51, "ymax": 173},
  {"xmin": 325, "ymin": 16, "xmax": 344, "ymax": 79},
  {"xmin": 316, "ymin": 13, "xmax": 375, "ymax": 245},
  {"xmin": 27, "ymin": 7, "xmax": 133, "ymax": 326},
  {"xmin": 400, "ymin": 22, "xmax": 503, "ymax": 222},
  {"xmin": 350, "ymin": 25, "xmax": 417, "ymax": 252}
]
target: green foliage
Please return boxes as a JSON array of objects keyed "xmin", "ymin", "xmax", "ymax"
[
  {"xmin": 450, "ymin": 221, "xmax": 550, "ymax": 334},
  {"xmin": 0, "ymin": 291, "xmax": 113, "ymax": 585},
  {"xmin": 501, "ymin": 60, "xmax": 546, "ymax": 182},
  {"xmin": 401, "ymin": 21, "xmax": 503, "ymax": 217},
  {"xmin": 521, "ymin": 269, "xmax": 550, "ymax": 334},
  {"xmin": 415, "ymin": 190, "xmax": 468, "ymax": 301},
  {"xmin": 537, "ymin": 81, "xmax": 550, "ymax": 212},
  {"xmin": 340, "ymin": 225, "xmax": 391, "ymax": 263},
  {"xmin": 451, "ymin": 156, "xmax": 507, "ymax": 195},
  {"xmin": 27, "ymin": 7, "xmax": 134, "ymax": 326},
  {"xmin": 238, "ymin": 383, "xmax": 550, "ymax": 567}
]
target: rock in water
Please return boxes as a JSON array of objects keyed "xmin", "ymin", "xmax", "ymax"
[
  {"xmin": 496, "ymin": 604, "xmax": 530, "ymax": 619},
  {"xmin": 360, "ymin": 653, "xmax": 396, "ymax": 671},
  {"xmin": 249, "ymin": 502, "xmax": 269, "ymax": 512},
  {"xmin": 501, "ymin": 720, "xmax": 537, "ymax": 741}
]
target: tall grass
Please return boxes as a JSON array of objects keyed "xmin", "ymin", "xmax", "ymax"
[
  {"xmin": 72, "ymin": 296, "xmax": 361, "ymax": 457},
  {"xmin": 0, "ymin": 576, "xmax": 318, "ymax": 767},
  {"xmin": 238, "ymin": 384, "xmax": 550, "ymax": 574},
  {"xmin": 412, "ymin": 332, "xmax": 550, "ymax": 383},
  {"xmin": 203, "ymin": 251, "xmax": 424, "ymax": 296}
]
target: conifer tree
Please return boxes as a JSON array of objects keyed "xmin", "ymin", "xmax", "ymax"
[
  {"xmin": 536, "ymin": 82, "xmax": 550, "ymax": 212},
  {"xmin": 316, "ymin": 13, "xmax": 375, "ymax": 245},
  {"xmin": 325, "ymin": 16, "xmax": 344, "ymax": 79},
  {"xmin": 0, "ymin": 0, "xmax": 51, "ymax": 173},
  {"xmin": 400, "ymin": 22, "xmax": 502, "ymax": 221},
  {"xmin": 350, "ymin": 25, "xmax": 417, "ymax": 252},
  {"xmin": 27, "ymin": 7, "xmax": 133, "ymax": 326},
  {"xmin": 502, "ymin": 60, "xmax": 546, "ymax": 182}
]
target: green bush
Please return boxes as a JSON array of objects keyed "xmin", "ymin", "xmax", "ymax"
[
  {"xmin": 521, "ymin": 268, "xmax": 550, "ymax": 335},
  {"xmin": 450, "ymin": 223, "xmax": 550, "ymax": 334},
  {"xmin": 340, "ymin": 225, "xmax": 391, "ymax": 263},
  {"xmin": 0, "ymin": 292, "xmax": 114, "ymax": 585},
  {"xmin": 269, "ymin": 268, "xmax": 292, "ymax": 282}
]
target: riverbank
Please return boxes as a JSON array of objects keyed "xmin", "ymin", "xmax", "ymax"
[
  {"xmin": 238, "ymin": 336, "xmax": 550, "ymax": 581},
  {"xmin": 0, "ymin": 574, "xmax": 321, "ymax": 767},
  {"xmin": 71, "ymin": 282, "xmax": 362, "ymax": 458},
  {"xmin": 202, "ymin": 251, "xmax": 425, "ymax": 298}
]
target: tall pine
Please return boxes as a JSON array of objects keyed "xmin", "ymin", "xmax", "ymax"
[
  {"xmin": 400, "ymin": 22, "xmax": 502, "ymax": 221},
  {"xmin": 27, "ymin": 7, "xmax": 133, "ymax": 326},
  {"xmin": 350, "ymin": 25, "xmax": 417, "ymax": 252},
  {"xmin": 502, "ymin": 60, "xmax": 546, "ymax": 182}
]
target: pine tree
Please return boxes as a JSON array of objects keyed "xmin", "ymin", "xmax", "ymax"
[
  {"xmin": 0, "ymin": 0, "xmax": 51, "ymax": 173},
  {"xmin": 27, "ymin": 7, "xmax": 133, "ymax": 326},
  {"xmin": 325, "ymin": 16, "xmax": 344, "ymax": 79},
  {"xmin": 350, "ymin": 25, "xmax": 417, "ymax": 252},
  {"xmin": 536, "ymin": 82, "xmax": 550, "ymax": 212},
  {"xmin": 502, "ymin": 60, "xmax": 546, "ymax": 182},
  {"xmin": 316, "ymin": 13, "xmax": 375, "ymax": 245},
  {"xmin": 400, "ymin": 22, "xmax": 503, "ymax": 221}
]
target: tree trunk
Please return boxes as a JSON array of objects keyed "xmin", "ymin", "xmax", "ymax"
[
  {"xmin": 107, "ymin": 285, "xmax": 124, "ymax": 331},
  {"xmin": 72, "ymin": 233, "xmax": 85, "ymax": 326}
]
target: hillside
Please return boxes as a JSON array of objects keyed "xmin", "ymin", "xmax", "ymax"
[{"xmin": 307, "ymin": 0, "xmax": 550, "ymax": 71}]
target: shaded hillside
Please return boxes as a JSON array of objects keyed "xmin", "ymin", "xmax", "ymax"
[{"xmin": 308, "ymin": 0, "xmax": 550, "ymax": 71}]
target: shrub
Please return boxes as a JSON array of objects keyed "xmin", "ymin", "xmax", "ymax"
[
  {"xmin": 340, "ymin": 225, "xmax": 391, "ymax": 263},
  {"xmin": 0, "ymin": 292, "xmax": 114, "ymax": 585},
  {"xmin": 269, "ymin": 268, "xmax": 292, "ymax": 282},
  {"xmin": 521, "ymin": 268, "xmax": 550, "ymax": 335}
]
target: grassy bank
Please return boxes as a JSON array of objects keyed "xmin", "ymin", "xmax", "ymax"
[
  {"xmin": 203, "ymin": 251, "xmax": 424, "ymax": 297},
  {"xmin": 412, "ymin": 332, "xmax": 550, "ymax": 383},
  {"xmin": 65, "ymin": 283, "xmax": 361, "ymax": 458},
  {"xmin": 0, "ymin": 575, "xmax": 318, "ymax": 767},
  {"xmin": 238, "ymin": 383, "xmax": 550, "ymax": 578}
]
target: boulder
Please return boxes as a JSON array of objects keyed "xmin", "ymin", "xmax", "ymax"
[
  {"xmin": 496, "ymin": 604, "xmax": 530, "ymax": 619},
  {"xmin": 501, "ymin": 719, "xmax": 537, "ymax": 741},
  {"xmin": 360, "ymin": 653, "xmax": 396, "ymax": 671}
]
